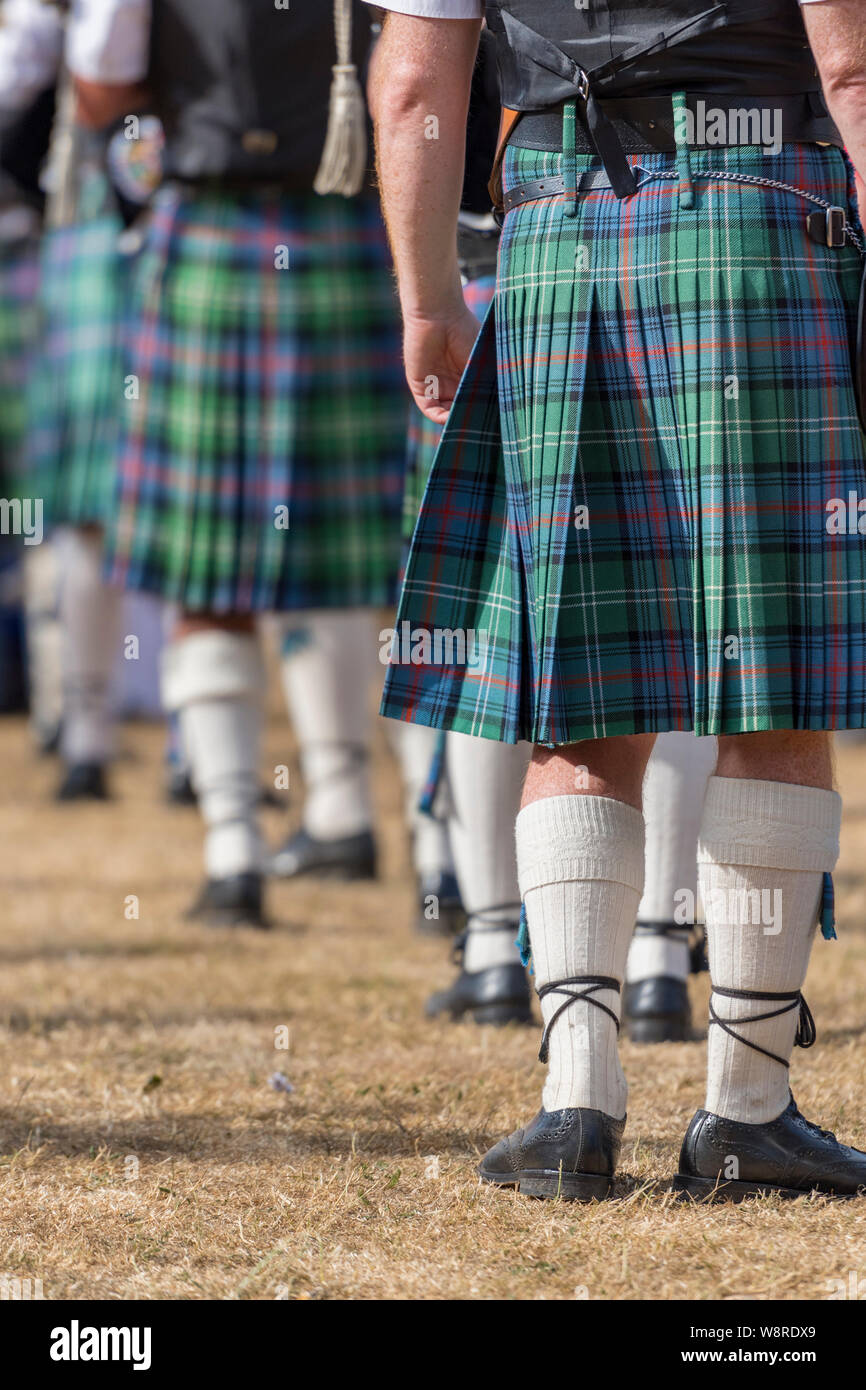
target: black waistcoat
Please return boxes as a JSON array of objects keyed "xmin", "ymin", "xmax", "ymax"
[
  {"xmin": 148, "ymin": 0, "xmax": 374, "ymax": 186},
  {"xmin": 485, "ymin": 0, "xmax": 821, "ymax": 109}
]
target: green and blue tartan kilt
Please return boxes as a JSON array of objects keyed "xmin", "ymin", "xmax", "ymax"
[
  {"xmin": 107, "ymin": 184, "xmax": 407, "ymax": 613},
  {"xmin": 0, "ymin": 237, "xmax": 39, "ymax": 484},
  {"xmin": 26, "ymin": 214, "xmax": 125, "ymax": 527},
  {"xmin": 382, "ymin": 143, "xmax": 866, "ymax": 744},
  {"xmin": 403, "ymin": 274, "xmax": 496, "ymax": 538}
]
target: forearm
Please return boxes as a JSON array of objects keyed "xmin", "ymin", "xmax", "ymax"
[
  {"xmin": 803, "ymin": 0, "xmax": 866, "ymax": 184},
  {"xmin": 370, "ymin": 14, "xmax": 480, "ymax": 318}
]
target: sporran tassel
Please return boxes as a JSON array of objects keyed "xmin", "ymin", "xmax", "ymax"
[{"xmin": 314, "ymin": 0, "xmax": 368, "ymax": 198}]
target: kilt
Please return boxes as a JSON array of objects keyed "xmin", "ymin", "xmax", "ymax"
[
  {"xmin": 0, "ymin": 237, "xmax": 39, "ymax": 483},
  {"xmin": 382, "ymin": 142, "xmax": 866, "ymax": 744},
  {"xmin": 403, "ymin": 274, "xmax": 496, "ymax": 538},
  {"xmin": 107, "ymin": 184, "xmax": 407, "ymax": 613},
  {"xmin": 27, "ymin": 215, "xmax": 125, "ymax": 528}
]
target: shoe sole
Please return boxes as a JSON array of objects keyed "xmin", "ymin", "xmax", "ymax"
[
  {"xmin": 627, "ymin": 1015, "xmax": 690, "ymax": 1044},
  {"xmin": 673, "ymin": 1174, "xmax": 862, "ymax": 1202},
  {"xmin": 270, "ymin": 860, "xmax": 376, "ymax": 882},
  {"xmin": 479, "ymin": 1165, "xmax": 613, "ymax": 1202},
  {"xmin": 425, "ymin": 1001, "xmax": 532, "ymax": 1026}
]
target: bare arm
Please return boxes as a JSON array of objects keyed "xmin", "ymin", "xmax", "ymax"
[
  {"xmin": 370, "ymin": 13, "xmax": 482, "ymax": 421},
  {"xmin": 802, "ymin": 0, "xmax": 866, "ymax": 207},
  {"xmin": 74, "ymin": 78, "xmax": 149, "ymax": 130}
]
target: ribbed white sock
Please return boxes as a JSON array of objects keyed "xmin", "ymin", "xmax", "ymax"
[
  {"xmin": 447, "ymin": 731, "xmax": 529, "ymax": 972},
  {"xmin": 279, "ymin": 609, "xmax": 378, "ymax": 841},
  {"xmin": 516, "ymin": 795, "xmax": 645, "ymax": 1117},
  {"xmin": 57, "ymin": 528, "xmax": 122, "ymax": 764},
  {"xmin": 627, "ymin": 732, "xmax": 717, "ymax": 983},
  {"xmin": 699, "ymin": 776, "xmax": 841, "ymax": 1124},
  {"xmin": 388, "ymin": 719, "xmax": 453, "ymax": 878},
  {"xmin": 23, "ymin": 542, "xmax": 62, "ymax": 747},
  {"xmin": 162, "ymin": 631, "xmax": 265, "ymax": 879}
]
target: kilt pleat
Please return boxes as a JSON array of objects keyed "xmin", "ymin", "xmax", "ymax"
[
  {"xmin": 26, "ymin": 216, "xmax": 124, "ymax": 528},
  {"xmin": 382, "ymin": 143, "xmax": 866, "ymax": 742},
  {"xmin": 0, "ymin": 239, "xmax": 39, "ymax": 482},
  {"xmin": 107, "ymin": 185, "xmax": 406, "ymax": 613}
]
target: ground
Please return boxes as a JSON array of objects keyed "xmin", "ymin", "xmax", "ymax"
[{"xmin": 1, "ymin": 701, "xmax": 866, "ymax": 1302}]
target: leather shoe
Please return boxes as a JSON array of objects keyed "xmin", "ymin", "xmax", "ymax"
[
  {"xmin": 269, "ymin": 827, "xmax": 376, "ymax": 881},
  {"xmin": 674, "ymin": 1094, "xmax": 866, "ymax": 1200},
  {"xmin": 624, "ymin": 975, "xmax": 690, "ymax": 1043},
  {"xmin": 479, "ymin": 1106, "xmax": 625, "ymax": 1201},
  {"xmin": 185, "ymin": 872, "xmax": 269, "ymax": 929},
  {"xmin": 56, "ymin": 762, "xmax": 110, "ymax": 802},
  {"xmin": 426, "ymin": 962, "xmax": 531, "ymax": 1026}
]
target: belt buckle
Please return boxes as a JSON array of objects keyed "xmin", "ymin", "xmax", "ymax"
[
  {"xmin": 805, "ymin": 205, "xmax": 846, "ymax": 249},
  {"xmin": 574, "ymin": 67, "xmax": 590, "ymax": 103},
  {"xmin": 826, "ymin": 206, "xmax": 846, "ymax": 248}
]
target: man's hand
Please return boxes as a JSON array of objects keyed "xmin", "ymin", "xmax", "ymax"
[
  {"xmin": 404, "ymin": 303, "xmax": 483, "ymax": 424},
  {"xmin": 369, "ymin": 14, "xmax": 481, "ymax": 404}
]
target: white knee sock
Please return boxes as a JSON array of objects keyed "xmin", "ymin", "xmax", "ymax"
[
  {"xmin": 279, "ymin": 609, "xmax": 378, "ymax": 841},
  {"xmin": 447, "ymin": 732, "xmax": 529, "ymax": 972},
  {"xmin": 516, "ymin": 795, "xmax": 645, "ymax": 1117},
  {"xmin": 388, "ymin": 719, "xmax": 453, "ymax": 879},
  {"xmin": 627, "ymin": 732, "xmax": 717, "ymax": 983},
  {"xmin": 162, "ymin": 631, "xmax": 265, "ymax": 879},
  {"xmin": 23, "ymin": 542, "xmax": 62, "ymax": 747},
  {"xmin": 699, "ymin": 777, "xmax": 841, "ymax": 1124},
  {"xmin": 57, "ymin": 528, "xmax": 122, "ymax": 764}
]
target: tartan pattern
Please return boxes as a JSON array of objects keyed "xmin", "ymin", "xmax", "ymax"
[
  {"xmin": 107, "ymin": 185, "xmax": 407, "ymax": 613},
  {"xmin": 382, "ymin": 143, "xmax": 866, "ymax": 743},
  {"xmin": 0, "ymin": 238, "xmax": 39, "ymax": 483},
  {"xmin": 27, "ymin": 215, "xmax": 125, "ymax": 527},
  {"xmin": 403, "ymin": 274, "xmax": 496, "ymax": 537}
]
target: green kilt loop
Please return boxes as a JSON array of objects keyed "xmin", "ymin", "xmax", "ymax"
[
  {"xmin": 107, "ymin": 185, "xmax": 407, "ymax": 613},
  {"xmin": 382, "ymin": 138, "xmax": 866, "ymax": 744},
  {"xmin": 26, "ymin": 209, "xmax": 126, "ymax": 529}
]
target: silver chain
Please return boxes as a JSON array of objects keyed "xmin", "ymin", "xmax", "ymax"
[{"xmin": 648, "ymin": 166, "xmax": 864, "ymax": 254}]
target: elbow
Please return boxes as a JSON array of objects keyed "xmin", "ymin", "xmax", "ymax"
[{"xmin": 370, "ymin": 59, "xmax": 435, "ymax": 128}]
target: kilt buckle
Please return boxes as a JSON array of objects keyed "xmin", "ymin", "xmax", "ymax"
[{"xmin": 805, "ymin": 205, "xmax": 847, "ymax": 249}]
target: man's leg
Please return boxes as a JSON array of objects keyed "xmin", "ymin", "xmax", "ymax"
[
  {"xmin": 676, "ymin": 730, "xmax": 866, "ymax": 1198},
  {"xmin": 56, "ymin": 525, "xmax": 122, "ymax": 800},
  {"xmin": 162, "ymin": 612, "xmax": 267, "ymax": 928},
  {"xmin": 479, "ymin": 734, "xmax": 655, "ymax": 1200},
  {"xmin": 387, "ymin": 719, "xmax": 462, "ymax": 935},
  {"xmin": 625, "ymin": 732, "xmax": 718, "ymax": 1042},
  {"xmin": 271, "ymin": 609, "xmax": 379, "ymax": 881},
  {"xmin": 426, "ymin": 732, "xmax": 531, "ymax": 1024}
]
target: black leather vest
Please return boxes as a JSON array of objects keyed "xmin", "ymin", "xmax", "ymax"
[
  {"xmin": 485, "ymin": 1, "xmax": 832, "ymax": 196},
  {"xmin": 148, "ymin": 0, "xmax": 374, "ymax": 187},
  {"xmin": 0, "ymin": 87, "xmax": 56, "ymax": 211},
  {"xmin": 485, "ymin": 1, "xmax": 821, "ymax": 109},
  {"xmin": 463, "ymin": 29, "xmax": 501, "ymax": 214}
]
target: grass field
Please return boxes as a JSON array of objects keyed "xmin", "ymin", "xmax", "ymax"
[{"xmin": 2, "ymin": 704, "xmax": 866, "ymax": 1302}]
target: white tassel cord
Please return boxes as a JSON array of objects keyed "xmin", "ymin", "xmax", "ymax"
[{"xmin": 314, "ymin": 0, "xmax": 368, "ymax": 198}]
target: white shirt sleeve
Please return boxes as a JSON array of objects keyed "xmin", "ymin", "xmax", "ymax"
[
  {"xmin": 65, "ymin": 0, "xmax": 151, "ymax": 83},
  {"xmin": 364, "ymin": 1, "xmax": 483, "ymax": 16},
  {"xmin": 0, "ymin": 0, "xmax": 65, "ymax": 112}
]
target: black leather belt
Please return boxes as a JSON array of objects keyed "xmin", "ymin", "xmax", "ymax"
[{"xmin": 509, "ymin": 93, "xmax": 842, "ymax": 158}]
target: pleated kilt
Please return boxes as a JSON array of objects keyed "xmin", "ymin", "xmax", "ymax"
[
  {"xmin": 403, "ymin": 274, "xmax": 496, "ymax": 538},
  {"xmin": 0, "ymin": 236, "xmax": 39, "ymax": 482},
  {"xmin": 382, "ymin": 142, "xmax": 866, "ymax": 744},
  {"xmin": 27, "ymin": 214, "xmax": 125, "ymax": 527},
  {"xmin": 107, "ymin": 184, "xmax": 406, "ymax": 613}
]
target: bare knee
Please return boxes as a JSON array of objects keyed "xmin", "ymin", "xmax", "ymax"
[
  {"xmin": 716, "ymin": 730, "xmax": 833, "ymax": 790},
  {"xmin": 522, "ymin": 733, "xmax": 657, "ymax": 809}
]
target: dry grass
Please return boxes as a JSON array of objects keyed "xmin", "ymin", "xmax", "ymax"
[{"xmin": 2, "ymin": 703, "xmax": 866, "ymax": 1301}]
